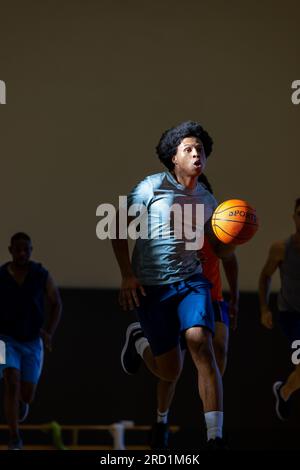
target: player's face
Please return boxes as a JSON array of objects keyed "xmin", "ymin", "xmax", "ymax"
[
  {"xmin": 9, "ymin": 239, "xmax": 32, "ymax": 266},
  {"xmin": 172, "ymin": 137, "xmax": 206, "ymax": 177},
  {"xmin": 293, "ymin": 205, "xmax": 300, "ymax": 233}
]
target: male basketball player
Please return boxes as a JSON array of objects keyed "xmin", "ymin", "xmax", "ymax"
[
  {"xmin": 259, "ymin": 198, "xmax": 300, "ymax": 420},
  {"xmin": 112, "ymin": 121, "xmax": 237, "ymax": 449},
  {"xmin": 0, "ymin": 233, "xmax": 62, "ymax": 449},
  {"xmin": 121, "ymin": 174, "xmax": 239, "ymax": 449}
]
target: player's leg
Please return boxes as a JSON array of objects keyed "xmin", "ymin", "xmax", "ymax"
[
  {"xmin": 178, "ymin": 275, "xmax": 225, "ymax": 448},
  {"xmin": 121, "ymin": 283, "xmax": 184, "ymax": 382},
  {"xmin": 280, "ymin": 363, "xmax": 300, "ymax": 399},
  {"xmin": 151, "ymin": 350, "xmax": 186, "ymax": 449},
  {"xmin": 212, "ymin": 301, "xmax": 230, "ymax": 376},
  {"xmin": 186, "ymin": 326, "xmax": 222, "ymax": 412},
  {"xmin": 3, "ymin": 368, "xmax": 22, "ymax": 448},
  {"xmin": 273, "ymin": 311, "xmax": 300, "ymax": 420},
  {"xmin": 213, "ymin": 323, "xmax": 228, "ymax": 376},
  {"xmin": 19, "ymin": 337, "xmax": 44, "ymax": 422},
  {"xmin": 0, "ymin": 336, "xmax": 23, "ymax": 449}
]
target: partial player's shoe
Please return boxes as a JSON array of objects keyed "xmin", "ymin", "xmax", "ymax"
[
  {"xmin": 8, "ymin": 436, "xmax": 23, "ymax": 450},
  {"xmin": 150, "ymin": 422, "xmax": 169, "ymax": 450},
  {"xmin": 273, "ymin": 381, "xmax": 291, "ymax": 421},
  {"xmin": 121, "ymin": 322, "xmax": 144, "ymax": 375},
  {"xmin": 206, "ymin": 437, "xmax": 229, "ymax": 451},
  {"xmin": 19, "ymin": 401, "xmax": 30, "ymax": 423}
]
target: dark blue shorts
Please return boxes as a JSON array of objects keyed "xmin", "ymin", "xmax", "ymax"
[
  {"xmin": 213, "ymin": 300, "xmax": 230, "ymax": 328},
  {"xmin": 136, "ymin": 273, "xmax": 214, "ymax": 357},
  {"xmin": 278, "ymin": 311, "xmax": 300, "ymax": 345},
  {"xmin": 0, "ymin": 335, "xmax": 43, "ymax": 384}
]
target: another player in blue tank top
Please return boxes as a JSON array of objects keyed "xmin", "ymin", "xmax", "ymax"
[
  {"xmin": 259, "ymin": 198, "xmax": 300, "ymax": 421},
  {"xmin": 0, "ymin": 232, "xmax": 62, "ymax": 450}
]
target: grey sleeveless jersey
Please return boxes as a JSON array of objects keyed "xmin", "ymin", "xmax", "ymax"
[{"xmin": 277, "ymin": 236, "xmax": 300, "ymax": 312}]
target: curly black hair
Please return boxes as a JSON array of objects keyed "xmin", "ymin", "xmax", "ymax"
[
  {"xmin": 295, "ymin": 198, "xmax": 300, "ymax": 212},
  {"xmin": 198, "ymin": 173, "xmax": 213, "ymax": 194},
  {"xmin": 156, "ymin": 121, "xmax": 213, "ymax": 171}
]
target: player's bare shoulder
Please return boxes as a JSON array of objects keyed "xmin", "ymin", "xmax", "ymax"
[{"xmin": 269, "ymin": 240, "xmax": 285, "ymax": 262}]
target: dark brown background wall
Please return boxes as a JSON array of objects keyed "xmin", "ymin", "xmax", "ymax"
[
  {"xmin": 0, "ymin": 1, "xmax": 300, "ymax": 450},
  {"xmin": 0, "ymin": 0, "xmax": 299, "ymax": 289}
]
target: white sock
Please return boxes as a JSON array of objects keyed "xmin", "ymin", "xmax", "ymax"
[
  {"xmin": 157, "ymin": 409, "xmax": 169, "ymax": 424},
  {"xmin": 135, "ymin": 337, "xmax": 149, "ymax": 358},
  {"xmin": 205, "ymin": 411, "xmax": 223, "ymax": 440}
]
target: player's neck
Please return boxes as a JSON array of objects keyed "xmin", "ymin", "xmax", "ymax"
[
  {"xmin": 171, "ymin": 171, "xmax": 198, "ymax": 190},
  {"xmin": 10, "ymin": 261, "xmax": 30, "ymax": 272}
]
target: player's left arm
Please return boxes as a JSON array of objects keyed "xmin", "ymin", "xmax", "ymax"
[
  {"xmin": 41, "ymin": 274, "xmax": 63, "ymax": 351},
  {"xmin": 222, "ymin": 253, "xmax": 239, "ymax": 330}
]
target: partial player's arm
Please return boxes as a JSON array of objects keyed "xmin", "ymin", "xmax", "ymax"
[
  {"xmin": 259, "ymin": 241, "xmax": 285, "ymax": 329},
  {"xmin": 204, "ymin": 218, "xmax": 237, "ymax": 260},
  {"xmin": 111, "ymin": 211, "xmax": 146, "ymax": 311},
  {"xmin": 42, "ymin": 274, "xmax": 63, "ymax": 351},
  {"xmin": 222, "ymin": 253, "xmax": 239, "ymax": 330}
]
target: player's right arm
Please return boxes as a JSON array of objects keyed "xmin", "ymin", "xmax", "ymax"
[
  {"xmin": 111, "ymin": 211, "xmax": 146, "ymax": 311},
  {"xmin": 259, "ymin": 241, "xmax": 285, "ymax": 329}
]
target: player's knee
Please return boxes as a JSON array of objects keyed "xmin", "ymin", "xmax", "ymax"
[{"xmin": 187, "ymin": 332, "xmax": 212, "ymax": 357}]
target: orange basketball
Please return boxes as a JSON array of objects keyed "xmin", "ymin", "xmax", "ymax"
[{"xmin": 212, "ymin": 199, "xmax": 258, "ymax": 245}]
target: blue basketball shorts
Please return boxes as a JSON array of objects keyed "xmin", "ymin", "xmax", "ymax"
[
  {"xmin": 135, "ymin": 273, "xmax": 215, "ymax": 356},
  {"xmin": 0, "ymin": 335, "xmax": 43, "ymax": 384},
  {"xmin": 213, "ymin": 300, "xmax": 230, "ymax": 328}
]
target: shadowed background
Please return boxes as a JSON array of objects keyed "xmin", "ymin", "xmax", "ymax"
[{"xmin": 0, "ymin": 0, "xmax": 300, "ymax": 450}]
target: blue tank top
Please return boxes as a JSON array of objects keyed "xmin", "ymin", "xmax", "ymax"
[{"xmin": 0, "ymin": 261, "xmax": 49, "ymax": 341}]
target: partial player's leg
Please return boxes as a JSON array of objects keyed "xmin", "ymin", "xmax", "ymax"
[
  {"xmin": 121, "ymin": 324, "xmax": 184, "ymax": 380},
  {"xmin": 19, "ymin": 381, "xmax": 37, "ymax": 422},
  {"xmin": 186, "ymin": 326, "xmax": 223, "ymax": 412},
  {"xmin": 177, "ymin": 274, "xmax": 226, "ymax": 449},
  {"xmin": 0, "ymin": 336, "xmax": 23, "ymax": 449},
  {"xmin": 213, "ymin": 322, "xmax": 229, "ymax": 376},
  {"xmin": 273, "ymin": 311, "xmax": 300, "ymax": 420},
  {"xmin": 151, "ymin": 350, "xmax": 187, "ymax": 449},
  {"xmin": 121, "ymin": 283, "xmax": 185, "ymax": 382},
  {"xmin": 18, "ymin": 337, "xmax": 44, "ymax": 423},
  {"xmin": 3, "ymin": 368, "xmax": 23, "ymax": 449},
  {"xmin": 280, "ymin": 363, "xmax": 300, "ymax": 399},
  {"xmin": 213, "ymin": 301, "xmax": 230, "ymax": 376}
]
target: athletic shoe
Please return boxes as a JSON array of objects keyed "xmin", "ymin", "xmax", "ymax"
[
  {"xmin": 150, "ymin": 422, "xmax": 169, "ymax": 450},
  {"xmin": 121, "ymin": 322, "xmax": 144, "ymax": 374},
  {"xmin": 206, "ymin": 437, "xmax": 229, "ymax": 450},
  {"xmin": 19, "ymin": 401, "xmax": 29, "ymax": 423},
  {"xmin": 8, "ymin": 436, "xmax": 23, "ymax": 450},
  {"xmin": 273, "ymin": 381, "xmax": 291, "ymax": 421}
]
